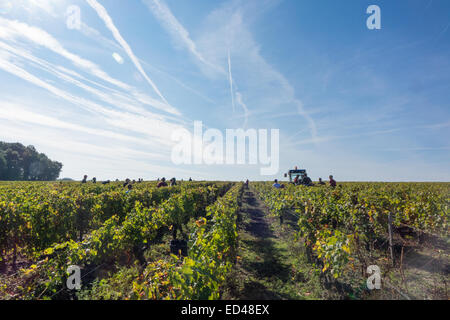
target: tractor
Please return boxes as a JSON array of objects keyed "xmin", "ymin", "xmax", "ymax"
[{"xmin": 284, "ymin": 166, "xmax": 307, "ymax": 184}]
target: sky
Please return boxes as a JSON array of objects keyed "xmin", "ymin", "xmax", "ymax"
[{"xmin": 0, "ymin": 0, "xmax": 449, "ymax": 182}]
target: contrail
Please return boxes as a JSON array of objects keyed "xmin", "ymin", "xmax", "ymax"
[
  {"xmin": 228, "ymin": 50, "xmax": 248, "ymax": 127},
  {"xmin": 295, "ymin": 99, "xmax": 318, "ymax": 141},
  {"xmin": 236, "ymin": 92, "xmax": 249, "ymax": 129},
  {"xmin": 227, "ymin": 49, "xmax": 235, "ymax": 113},
  {"xmin": 0, "ymin": 16, "xmax": 130, "ymax": 91},
  {"xmin": 142, "ymin": 0, "xmax": 224, "ymax": 75},
  {"xmin": 86, "ymin": 0, "xmax": 169, "ymax": 106}
]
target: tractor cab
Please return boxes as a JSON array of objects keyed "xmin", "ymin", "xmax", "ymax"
[{"xmin": 284, "ymin": 168, "xmax": 307, "ymax": 184}]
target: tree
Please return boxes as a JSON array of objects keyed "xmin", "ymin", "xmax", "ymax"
[
  {"xmin": 0, "ymin": 142, "xmax": 63, "ymax": 181},
  {"xmin": 0, "ymin": 152, "xmax": 6, "ymax": 178}
]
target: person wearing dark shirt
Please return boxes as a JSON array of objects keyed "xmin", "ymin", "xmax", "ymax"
[
  {"xmin": 126, "ymin": 184, "xmax": 133, "ymax": 194},
  {"xmin": 157, "ymin": 177, "xmax": 168, "ymax": 188},
  {"xmin": 329, "ymin": 175, "xmax": 337, "ymax": 188},
  {"xmin": 81, "ymin": 175, "xmax": 88, "ymax": 183},
  {"xmin": 170, "ymin": 177, "xmax": 177, "ymax": 186},
  {"xmin": 318, "ymin": 178, "xmax": 325, "ymax": 185},
  {"xmin": 301, "ymin": 174, "xmax": 313, "ymax": 186}
]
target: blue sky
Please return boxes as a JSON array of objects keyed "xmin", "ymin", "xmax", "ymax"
[{"xmin": 0, "ymin": 0, "xmax": 449, "ymax": 181}]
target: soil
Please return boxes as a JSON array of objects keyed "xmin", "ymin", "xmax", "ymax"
[
  {"xmin": 222, "ymin": 188, "xmax": 320, "ymax": 300},
  {"xmin": 221, "ymin": 186, "xmax": 450, "ymax": 300}
]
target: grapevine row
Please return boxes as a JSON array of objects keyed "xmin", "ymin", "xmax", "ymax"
[
  {"xmin": 7, "ymin": 183, "xmax": 232, "ymax": 299},
  {"xmin": 252, "ymin": 182, "xmax": 449, "ymax": 278},
  {"xmin": 131, "ymin": 182, "xmax": 244, "ymax": 299}
]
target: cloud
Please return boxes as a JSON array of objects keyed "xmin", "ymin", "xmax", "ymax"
[
  {"xmin": 227, "ymin": 49, "xmax": 235, "ymax": 113},
  {"xmin": 295, "ymin": 100, "xmax": 318, "ymax": 140},
  {"xmin": 284, "ymin": 128, "xmax": 402, "ymax": 148},
  {"xmin": 0, "ymin": 2, "xmax": 12, "ymax": 14},
  {"xmin": 0, "ymin": 41, "xmax": 139, "ymax": 114},
  {"xmin": 419, "ymin": 121, "xmax": 450, "ymax": 130},
  {"xmin": 112, "ymin": 52, "xmax": 124, "ymax": 64},
  {"xmin": 79, "ymin": 22, "xmax": 123, "ymax": 52},
  {"xmin": 5, "ymin": 0, "xmax": 61, "ymax": 18},
  {"xmin": 86, "ymin": 0, "xmax": 172, "ymax": 108},
  {"xmin": 142, "ymin": 0, "xmax": 224, "ymax": 75},
  {"xmin": 0, "ymin": 17, "xmax": 181, "ymax": 116},
  {"xmin": 194, "ymin": 3, "xmax": 318, "ymax": 139},
  {"xmin": 0, "ymin": 47, "xmax": 185, "ymax": 149},
  {"xmin": 0, "ymin": 99, "xmax": 153, "ymax": 146},
  {"xmin": 0, "ymin": 16, "xmax": 132, "ymax": 91},
  {"xmin": 139, "ymin": 58, "xmax": 216, "ymax": 105},
  {"xmin": 0, "ymin": 51, "xmax": 104, "ymax": 116},
  {"xmin": 382, "ymin": 147, "xmax": 450, "ymax": 152},
  {"xmin": 281, "ymin": 145, "xmax": 450, "ymax": 182},
  {"xmin": 235, "ymin": 92, "xmax": 249, "ymax": 129},
  {"xmin": 0, "ymin": 45, "xmax": 147, "ymax": 121},
  {"xmin": 78, "ymin": 20, "xmax": 215, "ymax": 106},
  {"xmin": 141, "ymin": 0, "xmax": 316, "ymax": 137},
  {"xmin": 0, "ymin": 119, "xmax": 207, "ymax": 180}
]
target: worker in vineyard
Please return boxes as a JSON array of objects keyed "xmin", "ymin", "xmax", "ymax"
[
  {"xmin": 157, "ymin": 177, "xmax": 168, "ymax": 188},
  {"xmin": 189, "ymin": 177, "xmax": 193, "ymax": 182},
  {"xmin": 92, "ymin": 177, "xmax": 97, "ymax": 184},
  {"xmin": 273, "ymin": 179, "xmax": 282, "ymax": 189},
  {"xmin": 318, "ymin": 178, "xmax": 325, "ymax": 185},
  {"xmin": 81, "ymin": 175, "xmax": 88, "ymax": 183},
  {"xmin": 170, "ymin": 177, "xmax": 177, "ymax": 186},
  {"xmin": 293, "ymin": 175, "xmax": 299, "ymax": 185},
  {"xmin": 301, "ymin": 173, "xmax": 314, "ymax": 186},
  {"xmin": 126, "ymin": 183, "xmax": 133, "ymax": 194},
  {"xmin": 329, "ymin": 175, "xmax": 337, "ymax": 188}
]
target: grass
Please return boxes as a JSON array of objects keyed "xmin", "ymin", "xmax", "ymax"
[{"xmin": 222, "ymin": 189, "xmax": 323, "ymax": 300}]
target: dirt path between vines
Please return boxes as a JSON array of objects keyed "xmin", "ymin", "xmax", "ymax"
[
  {"xmin": 222, "ymin": 187, "xmax": 449, "ymax": 300},
  {"xmin": 222, "ymin": 188, "xmax": 322, "ymax": 300}
]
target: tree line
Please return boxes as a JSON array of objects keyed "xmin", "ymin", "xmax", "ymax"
[{"xmin": 0, "ymin": 142, "xmax": 63, "ymax": 181}]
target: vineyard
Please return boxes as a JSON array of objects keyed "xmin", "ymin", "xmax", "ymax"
[
  {"xmin": 0, "ymin": 181, "xmax": 448, "ymax": 300},
  {"xmin": 251, "ymin": 182, "xmax": 449, "ymax": 299}
]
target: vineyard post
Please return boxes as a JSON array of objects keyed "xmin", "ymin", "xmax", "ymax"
[{"xmin": 388, "ymin": 212, "xmax": 394, "ymax": 266}]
